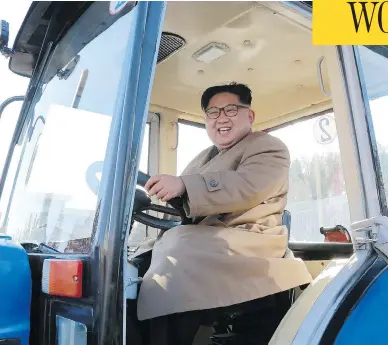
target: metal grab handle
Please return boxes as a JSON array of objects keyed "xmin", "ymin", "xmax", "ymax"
[
  {"xmin": 317, "ymin": 56, "xmax": 331, "ymax": 97},
  {"xmin": 0, "ymin": 96, "xmax": 25, "ymax": 121},
  {"xmin": 350, "ymin": 216, "xmax": 388, "ymax": 247},
  {"xmin": 170, "ymin": 121, "xmax": 179, "ymax": 151},
  {"xmin": 351, "ymin": 216, "xmax": 388, "ymax": 232}
]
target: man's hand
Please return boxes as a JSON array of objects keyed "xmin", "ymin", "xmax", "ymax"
[{"xmin": 144, "ymin": 174, "xmax": 186, "ymax": 202}]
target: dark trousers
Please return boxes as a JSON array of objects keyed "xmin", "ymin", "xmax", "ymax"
[
  {"xmin": 132, "ymin": 254, "xmax": 292, "ymax": 345},
  {"xmin": 144, "ymin": 291, "xmax": 291, "ymax": 345}
]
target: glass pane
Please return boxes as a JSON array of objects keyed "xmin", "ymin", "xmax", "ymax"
[
  {"xmin": 354, "ymin": 46, "xmax": 388, "ymax": 214},
  {"xmin": 56, "ymin": 316, "xmax": 87, "ymax": 345},
  {"xmin": 269, "ymin": 113, "xmax": 351, "ymax": 242},
  {"xmin": 0, "ymin": 141, "xmax": 23, "ymax": 230},
  {"xmin": 0, "ymin": 101, "xmax": 23, "ymax": 226},
  {"xmin": 139, "ymin": 123, "xmax": 150, "ymax": 173},
  {"xmin": 127, "ymin": 122, "xmax": 152, "ymax": 250},
  {"xmin": 0, "ymin": 101, "xmax": 22, "ymax": 176},
  {"xmin": 1, "ymin": 7, "xmax": 136, "ymax": 253},
  {"xmin": 177, "ymin": 122, "xmax": 213, "ymax": 175}
]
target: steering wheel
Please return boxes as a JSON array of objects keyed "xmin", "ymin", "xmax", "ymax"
[{"xmin": 133, "ymin": 171, "xmax": 191, "ymax": 230}]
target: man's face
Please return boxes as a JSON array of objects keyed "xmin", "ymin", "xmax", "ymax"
[{"xmin": 204, "ymin": 92, "xmax": 255, "ymax": 150}]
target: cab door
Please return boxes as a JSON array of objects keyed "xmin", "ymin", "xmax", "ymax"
[
  {"xmin": 268, "ymin": 3, "xmax": 388, "ymax": 345},
  {"xmin": 0, "ymin": 2, "xmax": 165, "ymax": 345},
  {"xmin": 316, "ymin": 43, "xmax": 388, "ymax": 345}
]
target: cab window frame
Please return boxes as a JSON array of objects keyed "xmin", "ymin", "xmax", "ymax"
[
  {"xmin": 353, "ymin": 45, "xmax": 388, "ymax": 216},
  {"xmin": 146, "ymin": 112, "xmax": 160, "ymax": 176},
  {"xmin": 127, "ymin": 112, "xmax": 160, "ymax": 249}
]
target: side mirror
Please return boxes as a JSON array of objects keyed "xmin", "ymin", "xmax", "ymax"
[{"xmin": 0, "ymin": 20, "xmax": 12, "ymax": 58}]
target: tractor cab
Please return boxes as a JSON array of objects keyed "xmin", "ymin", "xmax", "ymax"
[{"xmin": 0, "ymin": 1, "xmax": 388, "ymax": 345}]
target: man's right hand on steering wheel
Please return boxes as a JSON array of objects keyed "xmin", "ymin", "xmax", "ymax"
[
  {"xmin": 136, "ymin": 171, "xmax": 191, "ymax": 226},
  {"xmin": 144, "ymin": 174, "xmax": 186, "ymax": 202}
]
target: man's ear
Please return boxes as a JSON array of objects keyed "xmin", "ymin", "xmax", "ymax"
[{"xmin": 249, "ymin": 110, "xmax": 255, "ymax": 124}]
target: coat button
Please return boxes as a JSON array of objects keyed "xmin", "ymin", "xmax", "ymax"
[{"xmin": 210, "ymin": 180, "xmax": 218, "ymax": 187}]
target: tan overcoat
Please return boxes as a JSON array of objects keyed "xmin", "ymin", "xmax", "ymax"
[{"xmin": 135, "ymin": 131, "xmax": 312, "ymax": 321}]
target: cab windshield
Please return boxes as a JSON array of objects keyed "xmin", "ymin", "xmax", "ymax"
[{"xmin": 0, "ymin": 4, "xmax": 136, "ymax": 253}]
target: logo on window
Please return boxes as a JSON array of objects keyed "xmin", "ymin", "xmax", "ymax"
[
  {"xmin": 109, "ymin": 1, "xmax": 129, "ymax": 15},
  {"xmin": 313, "ymin": 0, "xmax": 388, "ymax": 44},
  {"xmin": 313, "ymin": 115, "xmax": 337, "ymax": 145}
]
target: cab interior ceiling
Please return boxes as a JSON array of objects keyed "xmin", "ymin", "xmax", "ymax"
[
  {"xmin": 10, "ymin": 1, "xmax": 331, "ymax": 129},
  {"xmin": 149, "ymin": 1, "xmax": 331, "ymax": 130}
]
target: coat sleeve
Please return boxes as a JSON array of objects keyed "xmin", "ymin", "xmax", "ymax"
[{"xmin": 180, "ymin": 135, "xmax": 290, "ymax": 218}]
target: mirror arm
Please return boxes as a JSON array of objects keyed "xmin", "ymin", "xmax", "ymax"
[
  {"xmin": 0, "ymin": 20, "xmax": 12, "ymax": 58},
  {"xmin": 0, "ymin": 46, "xmax": 13, "ymax": 58}
]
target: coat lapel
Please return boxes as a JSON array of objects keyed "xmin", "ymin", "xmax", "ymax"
[
  {"xmin": 187, "ymin": 131, "xmax": 263, "ymax": 175},
  {"xmin": 182, "ymin": 145, "xmax": 219, "ymax": 175}
]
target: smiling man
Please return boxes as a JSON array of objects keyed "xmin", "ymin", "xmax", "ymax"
[{"xmin": 138, "ymin": 82, "xmax": 312, "ymax": 344}]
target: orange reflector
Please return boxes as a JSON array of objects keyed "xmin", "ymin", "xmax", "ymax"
[{"xmin": 42, "ymin": 259, "xmax": 83, "ymax": 298}]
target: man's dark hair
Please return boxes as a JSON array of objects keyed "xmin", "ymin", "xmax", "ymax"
[{"xmin": 201, "ymin": 82, "xmax": 252, "ymax": 111}]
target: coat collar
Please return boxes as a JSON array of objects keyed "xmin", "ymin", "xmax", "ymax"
[
  {"xmin": 216, "ymin": 130, "xmax": 255, "ymax": 155},
  {"xmin": 190, "ymin": 130, "xmax": 264, "ymax": 173}
]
